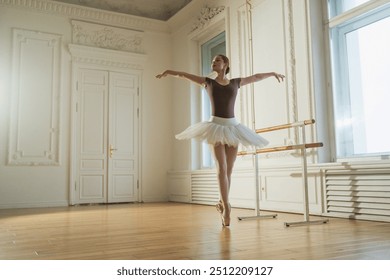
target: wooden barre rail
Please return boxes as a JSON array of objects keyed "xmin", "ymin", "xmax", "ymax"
[
  {"xmin": 255, "ymin": 119, "xmax": 315, "ymax": 134},
  {"xmin": 237, "ymin": 142, "xmax": 323, "ymax": 156}
]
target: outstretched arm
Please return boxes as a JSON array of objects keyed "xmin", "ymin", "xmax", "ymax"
[
  {"xmin": 240, "ymin": 72, "xmax": 285, "ymax": 87},
  {"xmin": 156, "ymin": 70, "xmax": 206, "ymax": 86}
]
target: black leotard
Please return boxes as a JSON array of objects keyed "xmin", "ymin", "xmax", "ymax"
[{"xmin": 204, "ymin": 77, "xmax": 241, "ymax": 118}]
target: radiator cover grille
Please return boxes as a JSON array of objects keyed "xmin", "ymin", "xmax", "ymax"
[
  {"xmin": 325, "ymin": 168, "xmax": 390, "ymax": 222},
  {"xmin": 191, "ymin": 172, "xmax": 219, "ymax": 205}
]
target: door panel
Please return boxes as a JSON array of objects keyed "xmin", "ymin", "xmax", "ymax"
[
  {"xmin": 108, "ymin": 72, "xmax": 138, "ymax": 203},
  {"xmin": 76, "ymin": 69, "xmax": 108, "ymax": 203}
]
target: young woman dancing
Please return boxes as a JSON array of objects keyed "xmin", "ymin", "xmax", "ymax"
[{"xmin": 156, "ymin": 54, "xmax": 285, "ymax": 226}]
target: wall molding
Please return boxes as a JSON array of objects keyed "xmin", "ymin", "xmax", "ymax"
[
  {"xmin": 283, "ymin": 0, "xmax": 299, "ymax": 142},
  {"xmin": 167, "ymin": 171, "xmax": 191, "ymax": 203},
  {"xmin": 237, "ymin": 4, "xmax": 253, "ymax": 129},
  {"xmin": 190, "ymin": 5, "xmax": 226, "ymax": 33},
  {"xmin": 0, "ymin": 200, "xmax": 69, "ymax": 209},
  {"xmin": 71, "ymin": 20, "xmax": 145, "ymax": 53},
  {"xmin": 9, "ymin": 28, "xmax": 62, "ymax": 166},
  {"xmin": 68, "ymin": 44, "xmax": 147, "ymax": 70},
  {"xmin": 0, "ymin": 0, "xmax": 170, "ymax": 33}
]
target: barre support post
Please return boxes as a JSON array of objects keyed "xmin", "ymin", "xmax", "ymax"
[
  {"xmin": 284, "ymin": 125, "xmax": 329, "ymax": 227},
  {"xmin": 237, "ymin": 153, "xmax": 277, "ymax": 221}
]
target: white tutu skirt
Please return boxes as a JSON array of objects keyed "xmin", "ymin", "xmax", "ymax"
[{"xmin": 175, "ymin": 116, "xmax": 269, "ymax": 148}]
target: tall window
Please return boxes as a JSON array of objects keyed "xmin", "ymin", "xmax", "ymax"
[
  {"xmin": 327, "ymin": 0, "xmax": 390, "ymax": 159},
  {"xmin": 200, "ymin": 32, "xmax": 226, "ymax": 168}
]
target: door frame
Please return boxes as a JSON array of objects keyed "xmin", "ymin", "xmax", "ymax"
[{"xmin": 68, "ymin": 44, "xmax": 146, "ymax": 205}]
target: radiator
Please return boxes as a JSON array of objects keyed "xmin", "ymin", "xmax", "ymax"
[
  {"xmin": 325, "ymin": 168, "xmax": 390, "ymax": 222},
  {"xmin": 191, "ymin": 171, "xmax": 219, "ymax": 205}
]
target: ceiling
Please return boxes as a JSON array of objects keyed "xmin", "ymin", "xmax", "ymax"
[{"xmin": 53, "ymin": 0, "xmax": 193, "ymax": 21}]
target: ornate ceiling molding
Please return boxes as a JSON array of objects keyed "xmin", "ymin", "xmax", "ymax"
[
  {"xmin": 190, "ymin": 5, "xmax": 225, "ymax": 32},
  {"xmin": 0, "ymin": 0, "xmax": 170, "ymax": 33}
]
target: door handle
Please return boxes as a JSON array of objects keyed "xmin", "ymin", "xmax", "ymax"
[{"xmin": 109, "ymin": 145, "xmax": 118, "ymax": 158}]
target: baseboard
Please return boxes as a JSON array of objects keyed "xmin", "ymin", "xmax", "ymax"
[{"xmin": 0, "ymin": 200, "xmax": 69, "ymax": 209}]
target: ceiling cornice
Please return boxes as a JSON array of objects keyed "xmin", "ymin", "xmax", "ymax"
[{"xmin": 0, "ymin": 0, "xmax": 171, "ymax": 33}]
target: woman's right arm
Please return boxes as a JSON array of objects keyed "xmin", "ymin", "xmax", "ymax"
[{"xmin": 156, "ymin": 70, "xmax": 206, "ymax": 86}]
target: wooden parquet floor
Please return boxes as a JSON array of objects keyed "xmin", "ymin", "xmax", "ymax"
[{"xmin": 1, "ymin": 202, "xmax": 390, "ymax": 260}]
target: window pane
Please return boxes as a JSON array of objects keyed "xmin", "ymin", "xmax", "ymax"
[
  {"xmin": 338, "ymin": 16, "xmax": 390, "ymax": 156},
  {"xmin": 329, "ymin": 0, "xmax": 371, "ymax": 18},
  {"xmin": 200, "ymin": 32, "xmax": 226, "ymax": 168}
]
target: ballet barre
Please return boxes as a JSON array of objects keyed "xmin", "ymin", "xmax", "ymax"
[
  {"xmin": 237, "ymin": 119, "xmax": 329, "ymax": 227},
  {"xmin": 255, "ymin": 119, "xmax": 315, "ymax": 134},
  {"xmin": 237, "ymin": 142, "xmax": 323, "ymax": 156}
]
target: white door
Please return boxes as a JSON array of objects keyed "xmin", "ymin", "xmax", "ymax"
[
  {"xmin": 108, "ymin": 71, "xmax": 139, "ymax": 203},
  {"xmin": 73, "ymin": 68, "xmax": 139, "ymax": 204}
]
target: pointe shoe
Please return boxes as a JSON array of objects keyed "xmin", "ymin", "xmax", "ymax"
[
  {"xmin": 221, "ymin": 203, "xmax": 231, "ymax": 227},
  {"xmin": 216, "ymin": 200, "xmax": 223, "ymax": 214},
  {"xmin": 222, "ymin": 216, "xmax": 230, "ymax": 227},
  {"xmin": 216, "ymin": 200, "xmax": 226, "ymax": 226}
]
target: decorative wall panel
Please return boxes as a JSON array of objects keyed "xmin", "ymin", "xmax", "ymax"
[
  {"xmin": 9, "ymin": 28, "xmax": 62, "ymax": 165},
  {"xmin": 71, "ymin": 20, "xmax": 144, "ymax": 53},
  {"xmin": 168, "ymin": 172, "xmax": 191, "ymax": 203}
]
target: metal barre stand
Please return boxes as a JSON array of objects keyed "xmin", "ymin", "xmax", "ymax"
[
  {"xmin": 237, "ymin": 152, "xmax": 278, "ymax": 221},
  {"xmin": 237, "ymin": 119, "xmax": 329, "ymax": 227}
]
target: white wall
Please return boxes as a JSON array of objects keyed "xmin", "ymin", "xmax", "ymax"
[
  {"xmin": 0, "ymin": 0, "xmax": 173, "ymax": 208},
  {"xmin": 140, "ymin": 31, "xmax": 174, "ymax": 202},
  {"xmin": 0, "ymin": 6, "xmax": 73, "ymax": 208}
]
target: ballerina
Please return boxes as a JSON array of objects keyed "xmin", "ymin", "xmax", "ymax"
[{"xmin": 156, "ymin": 54, "xmax": 285, "ymax": 226}]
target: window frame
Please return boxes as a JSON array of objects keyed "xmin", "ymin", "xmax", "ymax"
[
  {"xmin": 326, "ymin": 0, "xmax": 390, "ymax": 160},
  {"xmin": 199, "ymin": 31, "xmax": 226, "ymax": 169}
]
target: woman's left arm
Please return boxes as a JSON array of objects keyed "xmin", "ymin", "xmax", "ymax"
[{"xmin": 240, "ymin": 72, "xmax": 285, "ymax": 87}]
